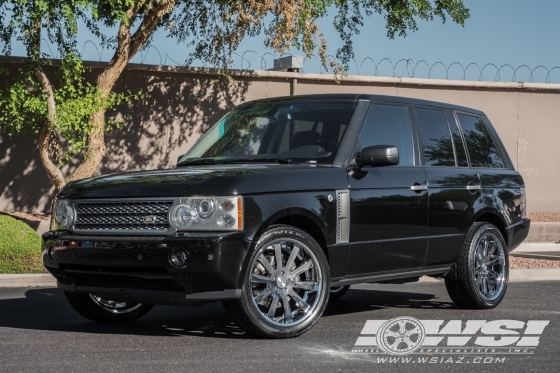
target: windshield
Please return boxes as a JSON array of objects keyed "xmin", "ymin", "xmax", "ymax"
[{"xmin": 178, "ymin": 100, "xmax": 355, "ymax": 165}]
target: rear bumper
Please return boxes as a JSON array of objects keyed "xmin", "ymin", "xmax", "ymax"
[
  {"xmin": 506, "ymin": 218, "xmax": 530, "ymax": 252},
  {"xmin": 42, "ymin": 231, "xmax": 248, "ymax": 305}
]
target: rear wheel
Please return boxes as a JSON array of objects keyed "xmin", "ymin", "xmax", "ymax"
[
  {"xmin": 329, "ymin": 285, "xmax": 350, "ymax": 301},
  {"xmin": 65, "ymin": 292, "xmax": 153, "ymax": 323},
  {"xmin": 445, "ymin": 222, "xmax": 509, "ymax": 309},
  {"xmin": 224, "ymin": 225, "xmax": 330, "ymax": 338}
]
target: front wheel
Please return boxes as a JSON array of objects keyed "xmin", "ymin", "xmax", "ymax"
[
  {"xmin": 224, "ymin": 225, "xmax": 330, "ymax": 338},
  {"xmin": 445, "ymin": 222, "xmax": 509, "ymax": 309},
  {"xmin": 65, "ymin": 292, "xmax": 153, "ymax": 323}
]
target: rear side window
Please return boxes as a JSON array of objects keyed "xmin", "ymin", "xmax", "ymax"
[
  {"xmin": 359, "ymin": 104, "xmax": 414, "ymax": 166},
  {"xmin": 456, "ymin": 114, "xmax": 505, "ymax": 168},
  {"xmin": 414, "ymin": 108, "xmax": 455, "ymax": 167}
]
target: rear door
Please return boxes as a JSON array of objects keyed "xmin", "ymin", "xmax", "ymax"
[
  {"xmin": 347, "ymin": 103, "xmax": 428, "ymax": 275},
  {"xmin": 412, "ymin": 107, "xmax": 481, "ymax": 266}
]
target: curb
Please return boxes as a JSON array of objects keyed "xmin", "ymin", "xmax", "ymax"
[
  {"xmin": 0, "ymin": 274, "xmax": 57, "ymax": 288},
  {"xmin": 2, "ymin": 270, "xmax": 560, "ymax": 288},
  {"xmin": 419, "ymin": 269, "xmax": 560, "ymax": 283},
  {"xmin": 512, "ymin": 242, "xmax": 560, "ymax": 253}
]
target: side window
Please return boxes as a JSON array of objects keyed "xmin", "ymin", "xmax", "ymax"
[
  {"xmin": 456, "ymin": 114, "xmax": 505, "ymax": 168},
  {"xmin": 359, "ymin": 104, "xmax": 414, "ymax": 166},
  {"xmin": 447, "ymin": 112, "xmax": 469, "ymax": 167},
  {"xmin": 414, "ymin": 108, "xmax": 455, "ymax": 167}
]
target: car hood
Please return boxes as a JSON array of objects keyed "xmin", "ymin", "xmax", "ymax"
[{"xmin": 58, "ymin": 164, "xmax": 348, "ymax": 199}]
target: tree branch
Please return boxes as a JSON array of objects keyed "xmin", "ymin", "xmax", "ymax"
[{"xmin": 67, "ymin": 1, "xmax": 175, "ymax": 182}]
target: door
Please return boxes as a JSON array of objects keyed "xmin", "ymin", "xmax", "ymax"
[
  {"xmin": 412, "ymin": 107, "xmax": 481, "ymax": 266},
  {"xmin": 347, "ymin": 103, "xmax": 428, "ymax": 276}
]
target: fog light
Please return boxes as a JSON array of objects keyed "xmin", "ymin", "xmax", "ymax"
[
  {"xmin": 47, "ymin": 246, "xmax": 55, "ymax": 260},
  {"xmin": 169, "ymin": 247, "xmax": 189, "ymax": 269}
]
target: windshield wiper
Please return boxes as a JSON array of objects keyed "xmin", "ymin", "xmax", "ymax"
[
  {"xmin": 221, "ymin": 158, "xmax": 296, "ymax": 164},
  {"xmin": 177, "ymin": 158, "xmax": 217, "ymax": 166}
]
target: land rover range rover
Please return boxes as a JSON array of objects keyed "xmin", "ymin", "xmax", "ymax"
[{"xmin": 43, "ymin": 94, "xmax": 529, "ymax": 338}]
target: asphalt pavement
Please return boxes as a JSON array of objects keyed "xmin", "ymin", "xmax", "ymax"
[{"xmin": 0, "ymin": 281, "xmax": 559, "ymax": 373}]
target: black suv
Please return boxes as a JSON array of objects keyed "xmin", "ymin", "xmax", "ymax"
[{"xmin": 43, "ymin": 94, "xmax": 529, "ymax": 338}]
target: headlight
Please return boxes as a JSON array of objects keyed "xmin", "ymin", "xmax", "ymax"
[
  {"xmin": 169, "ymin": 196, "xmax": 243, "ymax": 231},
  {"xmin": 54, "ymin": 199, "xmax": 75, "ymax": 230}
]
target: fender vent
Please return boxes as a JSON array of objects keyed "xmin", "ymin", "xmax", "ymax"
[{"xmin": 336, "ymin": 190, "xmax": 350, "ymax": 244}]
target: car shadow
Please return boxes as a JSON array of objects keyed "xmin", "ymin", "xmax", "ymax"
[
  {"xmin": 0, "ymin": 287, "xmax": 454, "ymax": 339},
  {"xmin": 323, "ymin": 288, "xmax": 455, "ymax": 317}
]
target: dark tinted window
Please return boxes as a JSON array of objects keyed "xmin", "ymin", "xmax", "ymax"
[
  {"xmin": 359, "ymin": 104, "xmax": 414, "ymax": 166},
  {"xmin": 414, "ymin": 108, "xmax": 455, "ymax": 167},
  {"xmin": 447, "ymin": 112, "xmax": 469, "ymax": 167},
  {"xmin": 457, "ymin": 114, "xmax": 505, "ymax": 168}
]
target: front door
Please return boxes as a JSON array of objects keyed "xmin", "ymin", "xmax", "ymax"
[{"xmin": 347, "ymin": 103, "xmax": 428, "ymax": 276}]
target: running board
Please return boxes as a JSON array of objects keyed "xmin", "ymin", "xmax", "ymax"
[{"xmin": 331, "ymin": 267, "xmax": 451, "ymax": 286}]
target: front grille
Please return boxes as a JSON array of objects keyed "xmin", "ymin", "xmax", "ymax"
[{"xmin": 74, "ymin": 200, "xmax": 174, "ymax": 233}]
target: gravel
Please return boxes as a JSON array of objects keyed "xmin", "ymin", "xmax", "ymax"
[
  {"xmin": 510, "ymin": 256, "xmax": 560, "ymax": 269},
  {"xmin": 528, "ymin": 212, "xmax": 560, "ymax": 222}
]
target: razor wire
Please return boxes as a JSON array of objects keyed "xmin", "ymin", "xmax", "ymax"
[{"xmin": 33, "ymin": 39, "xmax": 560, "ymax": 84}]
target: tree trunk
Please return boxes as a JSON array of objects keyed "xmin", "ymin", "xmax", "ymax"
[
  {"xmin": 34, "ymin": 69, "xmax": 66, "ymax": 194},
  {"xmin": 67, "ymin": 0, "xmax": 175, "ymax": 183}
]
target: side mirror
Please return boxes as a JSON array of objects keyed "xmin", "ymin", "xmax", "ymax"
[
  {"xmin": 355, "ymin": 145, "xmax": 399, "ymax": 167},
  {"xmin": 177, "ymin": 154, "xmax": 185, "ymax": 164}
]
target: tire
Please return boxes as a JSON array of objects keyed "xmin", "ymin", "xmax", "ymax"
[
  {"xmin": 445, "ymin": 222, "xmax": 509, "ymax": 309},
  {"xmin": 329, "ymin": 285, "xmax": 350, "ymax": 301},
  {"xmin": 224, "ymin": 225, "xmax": 330, "ymax": 338},
  {"xmin": 65, "ymin": 292, "xmax": 153, "ymax": 323}
]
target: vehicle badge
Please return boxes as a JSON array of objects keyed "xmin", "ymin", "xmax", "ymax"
[{"xmin": 143, "ymin": 216, "xmax": 158, "ymax": 224}]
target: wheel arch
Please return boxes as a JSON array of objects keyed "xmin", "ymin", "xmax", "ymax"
[
  {"xmin": 253, "ymin": 208, "xmax": 330, "ymax": 262},
  {"xmin": 472, "ymin": 210, "xmax": 509, "ymax": 245}
]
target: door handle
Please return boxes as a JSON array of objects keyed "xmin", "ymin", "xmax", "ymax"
[
  {"xmin": 466, "ymin": 184, "xmax": 481, "ymax": 191},
  {"xmin": 410, "ymin": 184, "xmax": 428, "ymax": 191}
]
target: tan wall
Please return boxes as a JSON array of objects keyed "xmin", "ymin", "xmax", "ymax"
[{"xmin": 1, "ymin": 62, "xmax": 559, "ymax": 213}]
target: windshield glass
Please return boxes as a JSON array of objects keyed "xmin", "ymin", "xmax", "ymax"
[{"xmin": 178, "ymin": 100, "xmax": 355, "ymax": 165}]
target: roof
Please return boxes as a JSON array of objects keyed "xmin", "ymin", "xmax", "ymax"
[{"xmin": 242, "ymin": 94, "xmax": 486, "ymax": 116}]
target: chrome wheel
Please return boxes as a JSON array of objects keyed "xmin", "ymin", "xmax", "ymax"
[
  {"xmin": 471, "ymin": 231, "xmax": 506, "ymax": 302},
  {"xmin": 249, "ymin": 238, "xmax": 324, "ymax": 328},
  {"xmin": 445, "ymin": 222, "xmax": 509, "ymax": 309},
  {"xmin": 89, "ymin": 295, "xmax": 143, "ymax": 314}
]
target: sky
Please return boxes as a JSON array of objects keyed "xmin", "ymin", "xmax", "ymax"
[{"xmin": 18, "ymin": 0, "xmax": 560, "ymax": 83}]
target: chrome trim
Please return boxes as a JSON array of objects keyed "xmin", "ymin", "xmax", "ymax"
[
  {"xmin": 410, "ymin": 184, "xmax": 428, "ymax": 191},
  {"xmin": 336, "ymin": 189, "xmax": 350, "ymax": 244},
  {"xmin": 331, "ymin": 267, "xmax": 451, "ymax": 286},
  {"xmin": 466, "ymin": 184, "xmax": 482, "ymax": 191}
]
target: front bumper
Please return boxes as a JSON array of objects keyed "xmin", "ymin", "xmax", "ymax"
[{"xmin": 42, "ymin": 231, "xmax": 248, "ymax": 305}]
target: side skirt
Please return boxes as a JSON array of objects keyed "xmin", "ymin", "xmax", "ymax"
[{"xmin": 330, "ymin": 266, "xmax": 451, "ymax": 286}]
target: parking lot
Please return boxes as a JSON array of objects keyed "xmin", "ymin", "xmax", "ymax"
[{"xmin": 0, "ymin": 280, "xmax": 558, "ymax": 373}]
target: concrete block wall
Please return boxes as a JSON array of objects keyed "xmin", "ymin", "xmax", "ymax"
[{"xmin": 1, "ymin": 61, "xmax": 559, "ymax": 213}]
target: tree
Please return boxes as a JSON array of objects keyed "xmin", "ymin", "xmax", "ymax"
[{"xmin": 0, "ymin": 0, "xmax": 470, "ymax": 195}]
